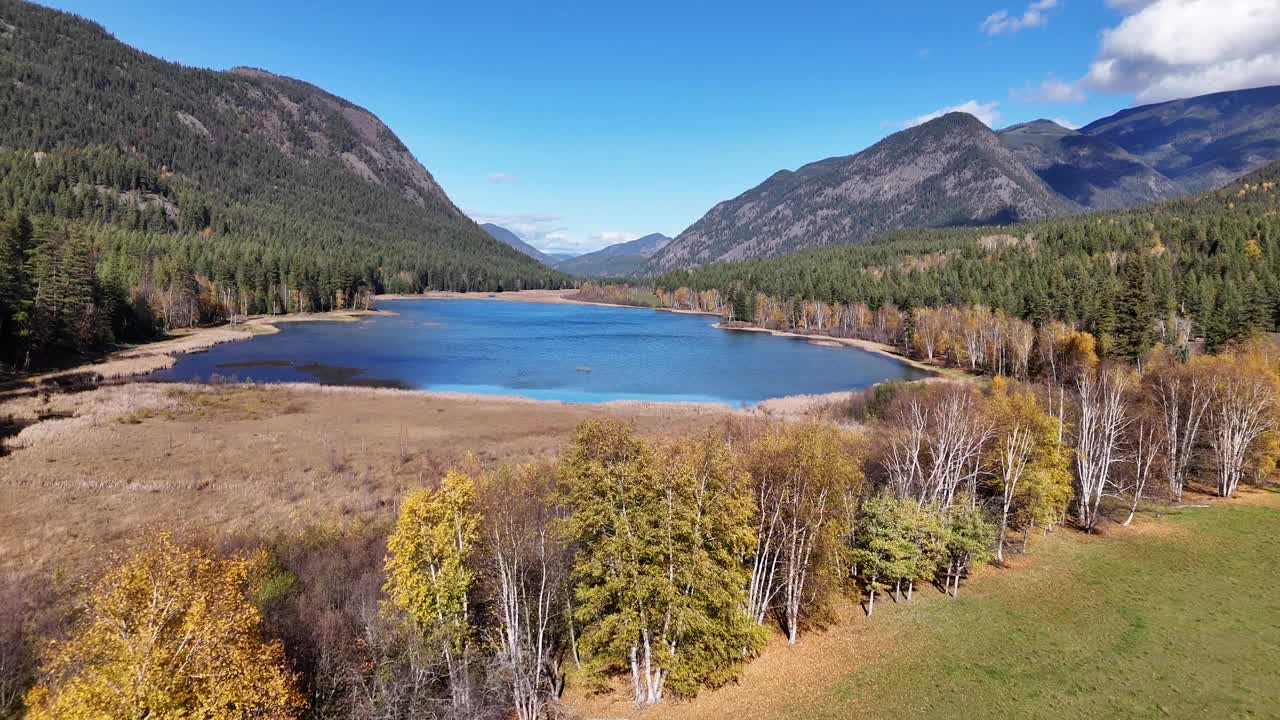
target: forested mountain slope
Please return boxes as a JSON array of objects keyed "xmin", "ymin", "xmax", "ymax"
[
  {"xmin": 653, "ymin": 161, "xmax": 1280, "ymax": 355},
  {"xmin": 1081, "ymin": 85, "xmax": 1280, "ymax": 194},
  {"xmin": 0, "ymin": 0, "xmax": 565, "ymax": 370},
  {"xmin": 556, "ymin": 233, "xmax": 671, "ymax": 277},
  {"xmin": 997, "ymin": 119, "xmax": 1179, "ymax": 209},
  {"xmin": 651, "ymin": 85, "xmax": 1280, "ymax": 272},
  {"xmin": 646, "ymin": 113, "xmax": 1071, "ymax": 272},
  {"xmin": 480, "ymin": 223, "xmax": 555, "ymax": 265}
]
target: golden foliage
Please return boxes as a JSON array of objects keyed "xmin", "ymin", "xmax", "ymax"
[
  {"xmin": 24, "ymin": 535, "xmax": 304, "ymax": 720},
  {"xmin": 985, "ymin": 377, "xmax": 1073, "ymax": 530},
  {"xmin": 384, "ymin": 470, "xmax": 479, "ymax": 648}
]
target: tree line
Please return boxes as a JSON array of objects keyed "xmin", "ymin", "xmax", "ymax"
[
  {"xmin": 640, "ymin": 164, "xmax": 1280, "ymax": 362},
  {"xmin": 19, "ymin": 344, "xmax": 1279, "ymax": 718},
  {"xmin": 0, "ymin": 146, "xmax": 567, "ymax": 372},
  {"xmin": 0, "ymin": 0, "xmax": 571, "ymax": 372}
]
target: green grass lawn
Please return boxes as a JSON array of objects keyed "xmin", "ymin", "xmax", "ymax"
[
  {"xmin": 821, "ymin": 492, "xmax": 1280, "ymax": 719},
  {"xmin": 570, "ymin": 491, "xmax": 1280, "ymax": 720}
]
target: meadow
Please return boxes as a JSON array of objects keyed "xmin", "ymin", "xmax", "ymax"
[{"xmin": 572, "ymin": 488, "xmax": 1280, "ymax": 720}]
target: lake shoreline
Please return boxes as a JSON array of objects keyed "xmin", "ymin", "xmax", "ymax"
[
  {"xmin": 378, "ymin": 288, "xmax": 721, "ymax": 317},
  {"xmin": 6, "ymin": 309, "xmax": 396, "ymax": 389},
  {"xmin": 711, "ymin": 322, "xmax": 954, "ymax": 378},
  {"xmin": 380, "ymin": 290, "xmax": 946, "ymax": 374},
  {"xmin": 7, "ymin": 291, "xmax": 946, "ymax": 414}
]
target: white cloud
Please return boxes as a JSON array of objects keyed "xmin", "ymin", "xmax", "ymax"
[
  {"xmin": 1011, "ymin": 76, "xmax": 1087, "ymax": 103},
  {"xmin": 1084, "ymin": 0, "xmax": 1280, "ymax": 103},
  {"xmin": 1050, "ymin": 117, "xmax": 1082, "ymax": 130},
  {"xmin": 1105, "ymin": 0, "xmax": 1156, "ymax": 10},
  {"xmin": 980, "ymin": 0, "xmax": 1059, "ymax": 35},
  {"xmin": 898, "ymin": 100, "xmax": 1002, "ymax": 129},
  {"xmin": 468, "ymin": 211, "xmax": 637, "ymax": 254},
  {"xmin": 486, "ymin": 172, "xmax": 517, "ymax": 184},
  {"xmin": 470, "ymin": 211, "xmax": 565, "ymax": 248},
  {"xmin": 591, "ymin": 231, "xmax": 640, "ymax": 246}
]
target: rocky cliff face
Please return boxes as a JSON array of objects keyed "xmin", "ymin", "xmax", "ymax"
[{"xmin": 648, "ymin": 113, "xmax": 1071, "ymax": 271}]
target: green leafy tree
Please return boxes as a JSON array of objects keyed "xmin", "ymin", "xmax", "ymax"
[
  {"xmin": 559, "ymin": 420, "xmax": 759, "ymax": 703},
  {"xmin": 852, "ymin": 492, "xmax": 919, "ymax": 618},
  {"xmin": 941, "ymin": 500, "xmax": 996, "ymax": 597}
]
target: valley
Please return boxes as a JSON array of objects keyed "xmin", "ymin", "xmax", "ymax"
[{"xmin": 2, "ymin": 1, "xmax": 1279, "ymax": 720}]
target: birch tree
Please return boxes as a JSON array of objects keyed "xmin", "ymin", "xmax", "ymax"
[
  {"xmin": 480, "ymin": 463, "xmax": 571, "ymax": 720},
  {"xmin": 983, "ymin": 377, "xmax": 1069, "ymax": 559},
  {"xmin": 852, "ymin": 492, "xmax": 917, "ymax": 618},
  {"xmin": 987, "ymin": 389, "xmax": 1035, "ymax": 562},
  {"xmin": 23, "ymin": 536, "xmax": 305, "ymax": 720},
  {"xmin": 904, "ymin": 503, "xmax": 947, "ymax": 601},
  {"xmin": 1073, "ymin": 365, "xmax": 1133, "ymax": 530},
  {"xmin": 884, "ymin": 385, "xmax": 992, "ymax": 510},
  {"xmin": 1206, "ymin": 353, "xmax": 1279, "ymax": 497},
  {"xmin": 744, "ymin": 423, "xmax": 862, "ymax": 643},
  {"xmin": 941, "ymin": 500, "xmax": 995, "ymax": 597},
  {"xmin": 1122, "ymin": 417, "xmax": 1161, "ymax": 525},
  {"xmin": 1145, "ymin": 355, "xmax": 1210, "ymax": 501}
]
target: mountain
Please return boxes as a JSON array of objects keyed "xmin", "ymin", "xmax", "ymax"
[
  {"xmin": 1080, "ymin": 84, "xmax": 1280, "ymax": 194},
  {"xmin": 0, "ymin": 0, "xmax": 562, "ymax": 296},
  {"xmin": 997, "ymin": 119, "xmax": 1180, "ymax": 209},
  {"xmin": 480, "ymin": 223, "xmax": 554, "ymax": 265},
  {"xmin": 647, "ymin": 113, "xmax": 1071, "ymax": 272},
  {"xmin": 557, "ymin": 233, "xmax": 672, "ymax": 277},
  {"xmin": 545, "ymin": 252, "xmax": 579, "ymax": 263},
  {"xmin": 649, "ymin": 159, "xmax": 1280, "ymax": 360},
  {"xmin": 1005, "ymin": 86, "xmax": 1280, "ymax": 206}
]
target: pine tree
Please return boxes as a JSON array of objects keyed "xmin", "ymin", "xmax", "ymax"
[
  {"xmin": 1114, "ymin": 255, "xmax": 1156, "ymax": 362},
  {"xmin": 0, "ymin": 214, "xmax": 34, "ymax": 365}
]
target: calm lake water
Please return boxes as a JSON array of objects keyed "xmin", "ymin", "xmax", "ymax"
[{"xmin": 146, "ymin": 299, "xmax": 929, "ymax": 406}]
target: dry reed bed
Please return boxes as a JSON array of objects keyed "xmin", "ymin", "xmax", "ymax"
[{"xmin": 0, "ymin": 381, "xmax": 734, "ymax": 578}]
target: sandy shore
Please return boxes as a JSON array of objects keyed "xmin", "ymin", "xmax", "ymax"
[{"xmin": 712, "ymin": 322, "xmax": 955, "ymax": 377}]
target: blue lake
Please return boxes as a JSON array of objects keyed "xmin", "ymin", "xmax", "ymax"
[{"xmin": 145, "ymin": 298, "xmax": 929, "ymax": 406}]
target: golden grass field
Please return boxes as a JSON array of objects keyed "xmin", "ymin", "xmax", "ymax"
[{"xmin": 0, "ymin": 382, "xmax": 732, "ymax": 583}]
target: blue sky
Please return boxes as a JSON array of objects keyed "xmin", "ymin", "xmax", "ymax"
[{"xmin": 40, "ymin": 1, "xmax": 1280, "ymax": 253}]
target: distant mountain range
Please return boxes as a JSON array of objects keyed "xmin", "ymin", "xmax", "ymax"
[
  {"xmin": 480, "ymin": 223, "xmax": 558, "ymax": 265},
  {"xmin": 1081, "ymin": 84, "xmax": 1280, "ymax": 194},
  {"xmin": 996, "ymin": 119, "xmax": 1178, "ymax": 209},
  {"xmin": 647, "ymin": 113, "xmax": 1068, "ymax": 272},
  {"xmin": 647, "ymin": 84, "xmax": 1280, "ymax": 272},
  {"xmin": 479, "ymin": 224, "xmax": 670, "ymax": 276},
  {"xmin": 556, "ymin": 233, "xmax": 671, "ymax": 276}
]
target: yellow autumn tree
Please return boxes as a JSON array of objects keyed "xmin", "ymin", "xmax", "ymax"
[
  {"xmin": 24, "ymin": 535, "xmax": 304, "ymax": 720},
  {"xmin": 984, "ymin": 377, "xmax": 1073, "ymax": 559},
  {"xmin": 384, "ymin": 470, "xmax": 481, "ymax": 711}
]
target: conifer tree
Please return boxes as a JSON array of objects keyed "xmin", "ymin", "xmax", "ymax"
[{"xmin": 1114, "ymin": 255, "xmax": 1156, "ymax": 362}]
